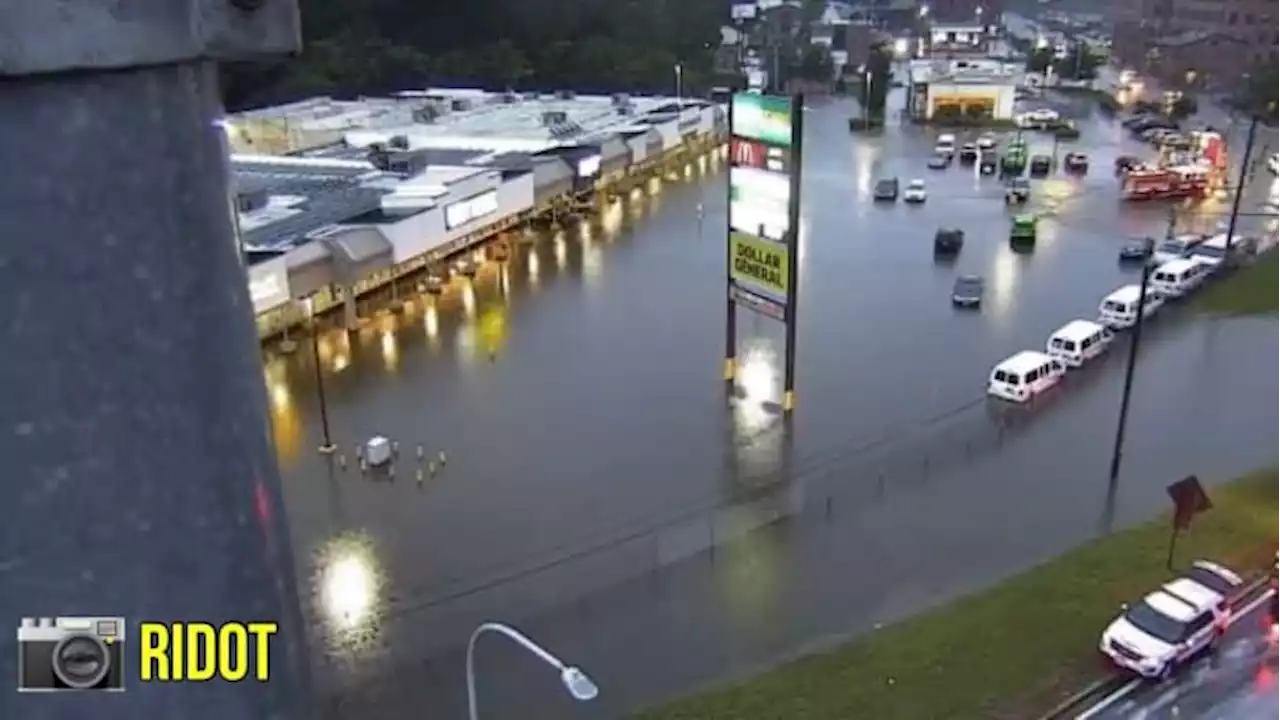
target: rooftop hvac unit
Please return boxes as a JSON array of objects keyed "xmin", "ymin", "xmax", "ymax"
[
  {"xmin": 523, "ymin": 91, "xmax": 540, "ymax": 100},
  {"xmin": 387, "ymin": 135, "xmax": 410, "ymax": 150},
  {"xmin": 411, "ymin": 104, "xmax": 441, "ymax": 123},
  {"xmin": 615, "ymin": 104, "xmax": 635, "ymax": 116},
  {"xmin": 555, "ymin": 89, "xmax": 576, "ymax": 100},
  {"xmin": 235, "ymin": 189, "xmax": 269, "ymax": 213},
  {"xmin": 611, "ymin": 93, "xmax": 631, "ymax": 106},
  {"xmin": 451, "ymin": 98, "xmax": 474, "ymax": 112},
  {"xmin": 541, "ymin": 110, "xmax": 569, "ymax": 126}
]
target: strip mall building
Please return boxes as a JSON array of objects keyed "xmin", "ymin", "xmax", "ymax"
[{"xmin": 228, "ymin": 90, "xmax": 726, "ymax": 339}]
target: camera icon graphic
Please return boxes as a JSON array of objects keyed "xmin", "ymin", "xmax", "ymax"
[{"xmin": 17, "ymin": 616, "xmax": 126, "ymax": 692}]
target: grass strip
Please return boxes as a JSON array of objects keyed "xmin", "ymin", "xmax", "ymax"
[
  {"xmin": 1194, "ymin": 251, "xmax": 1278, "ymax": 316},
  {"xmin": 637, "ymin": 468, "xmax": 1278, "ymax": 720}
]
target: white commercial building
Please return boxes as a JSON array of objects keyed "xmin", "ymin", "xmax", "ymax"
[
  {"xmin": 905, "ymin": 58, "xmax": 1020, "ymax": 121},
  {"xmin": 228, "ymin": 89, "xmax": 726, "ymax": 337}
]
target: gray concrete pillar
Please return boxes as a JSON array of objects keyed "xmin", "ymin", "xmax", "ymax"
[
  {"xmin": 343, "ymin": 286, "xmax": 360, "ymax": 330},
  {"xmin": 0, "ymin": 1, "xmax": 309, "ymax": 718}
]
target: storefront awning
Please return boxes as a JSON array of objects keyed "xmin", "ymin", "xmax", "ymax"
[
  {"xmin": 321, "ymin": 226, "xmax": 394, "ymax": 284},
  {"xmin": 284, "ymin": 241, "xmax": 337, "ymax": 298}
]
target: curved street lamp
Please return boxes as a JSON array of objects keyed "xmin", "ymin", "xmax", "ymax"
[{"xmin": 466, "ymin": 622, "xmax": 599, "ymax": 720}]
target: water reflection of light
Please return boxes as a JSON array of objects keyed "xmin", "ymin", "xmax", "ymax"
[
  {"xmin": 379, "ymin": 331, "xmax": 398, "ymax": 370},
  {"xmin": 554, "ymin": 235, "xmax": 568, "ymax": 270},
  {"xmin": 527, "ymin": 248, "xmax": 541, "ymax": 287},
  {"xmin": 263, "ymin": 360, "xmax": 301, "ymax": 462},
  {"xmin": 601, "ymin": 201, "xmax": 624, "ymax": 237},
  {"xmin": 424, "ymin": 303, "xmax": 439, "ymax": 342},
  {"xmin": 580, "ymin": 221, "xmax": 593, "ymax": 243},
  {"xmin": 855, "ymin": 145, "xmax": 879, "ymax": 198},
  {"xmin": 583, "ymin": 242, "xmax": 604, "ymax": 284},
  {"xmin": 735, "ymin": 344, "xmax": 780, "ymax": 432},
  {"xmin": 462, "ymin": 282, "xmax": 476, "ymax": 318},
  {"xmin": 988, "ymin": 249, "xmax": 1020, "ymax": 324},
  {"xmin": 499, "ymin": 263, "xmax": 512, "ymax": 302},
  {"xmin": 313, "ymin": 532, "xmax": 386, "ymax": 653},
  {"xmin": 478, "ymin": 305, "xmax": 507, "ymax": 357}
]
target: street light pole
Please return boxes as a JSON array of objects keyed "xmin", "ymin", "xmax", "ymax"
[
  {"xmin": 305, "ymin": 298, "xmax": 336, "ymax": 453},
  {"xmin": 0, "ymin": 2, "xmax": 310, "ymax": 718},
  {"xmin": 1222, "ymin": 115, "xmax": 1260, "ymax": 254},
  {"xmin": 1107, "ymin": 207, "xmax": 1171, "ymax": 484},
  {"xmin": 466, "ymin": 622, "xmax": 599, "ymax": 720}
]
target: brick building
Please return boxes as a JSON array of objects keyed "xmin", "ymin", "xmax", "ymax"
[{"xmin": 1111, "ymin": 0, "xmax": 1277, "ymax": 88}]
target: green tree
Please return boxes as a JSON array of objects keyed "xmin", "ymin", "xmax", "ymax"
[
  {"xmin": 1053, "ymin": 45, "xmax": 1101, "ymax": 80},
  {"xmin": 863, "ymin": 43, "xmax": 893, "ymax": 119},
  {"xmin": 1239, "ymin": 65, "xmax": 1279, "ymax": 118},
  {"xmin": 1026, "ymin": 47, "xmax": 1055, "ymax": 74}
]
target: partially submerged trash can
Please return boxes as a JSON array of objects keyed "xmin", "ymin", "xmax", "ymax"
[{"xmin": 365, "ymin": 436, "xmax": 393, "ymax": 466}]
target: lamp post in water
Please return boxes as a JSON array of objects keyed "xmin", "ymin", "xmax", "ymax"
[{"xmin": 304, "ymin": 297, "xmax": 336, "ymax": 453}]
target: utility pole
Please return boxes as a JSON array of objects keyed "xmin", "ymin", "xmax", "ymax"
[
  {"xmin": 1107, "ymin": 207, "xmax": 1172, "ymax": 485},
  {"xmin": 0, "ymin": 2, "xmax": 310, "ymax": 719},
  {"xmin": 1222, "ymin": 115, "xmax": 1260, "ymax": 254}
]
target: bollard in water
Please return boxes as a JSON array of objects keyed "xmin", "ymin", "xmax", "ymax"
[
  {"xmin": 825, "ymin": 496, "xmax": 833, "ymax": 519},
  {"xmin": 416, "ymin": 443, "xmax": 425, "ymax": 460},
  {"xmin": 427, "ymin": 460, "xmax": 437, "ymax": 476},
  {"xmin": 438, "ymin": 450, "xmax": 448, "ymax": 466},
  {"xmin": 391, "ymin": 440, "xmax": 399, "ymax": 456},
  {"xmin": 338, "ymin": 454, "xmax": 347, "ymax": 470}
]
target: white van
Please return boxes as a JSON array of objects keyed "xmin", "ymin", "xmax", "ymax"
[
  {"xmin": 1150, "ymin": 258, "xmax": 1207, "ymax": 298},
  {"xmin": 1151, "ymin": 234, "xmax": 1205, "ymax": 265},
  {"xmin": 935, "ymin": 133, "xmax": 957, "ymax": 155},
  {"xmin": 1099, "ymin": 284, "xmax": 1164, "ymax": 328},
  {"xmin": 1187, "ymin": 233, "xmax": 1234, "ymax": 271},
  {"xmin": 1046, "ymin": 319, "xmax": 1114, "ymax": 367},
  {"xmin": 987, "ymin": 351, "xmax": 1066, "ymax": 403}
]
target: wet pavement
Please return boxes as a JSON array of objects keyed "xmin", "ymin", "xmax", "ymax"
[
  {"xmin": 1086, "ymin": 590, "xmax": 1279, "ymax": 719},
  {"xmin": 261, "ymin": 98, "xmax": 1278, "ymax": 717}
]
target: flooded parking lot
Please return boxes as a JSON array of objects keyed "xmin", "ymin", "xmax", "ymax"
[{"xmin": 262, "ymin": 98, "xmax": 1278, "ymax": 717}]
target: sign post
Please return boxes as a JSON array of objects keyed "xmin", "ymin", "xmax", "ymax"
[
  {"xmin": 724, "ymin": 93, "xmax": 805, "ymax": 412},
  {"xmin": 1165, "ymin": 475, "xmax": 1212, "ymax": 570}
]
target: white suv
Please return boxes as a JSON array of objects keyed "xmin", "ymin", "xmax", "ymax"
[{"xmin": 1099, "ymin": 563, "xmax": 1239, "ymax": 679}]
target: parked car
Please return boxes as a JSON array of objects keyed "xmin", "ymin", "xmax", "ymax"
[
  {"xmin": 1005, "ymin": 178, "xmax": 1031, "ymax": 204},
  {"xmin": 903, "ymin": 179, "xmax": 928, "ymax": 203},
  {"xmin": 1118, "ymin": 237, "xmax": 1154, "ymax": 263},
  {"xmin": 934, "ymin": 227, "xmax": 965, "ymax": 255},
  {"xmin": 927, "ymin": 153, "xmax": 951, "ymax": 169},
  {"xmin": 873, "ymin": 177, "xmax": 900, "ymax": 201},
  {"xmin": 1016, "ymin": 108, "xmax": 1060, "ymax": 128},
  {"xmin": 979, "ymin": 155, "xmax": 998, "ymax": 175},
  {"xmin": 1049, "ymin": 119, "xmax": 1081, "ymax": 139},
  {"xmin": 1064, "ymin": 152, "xmax": 1088, "ymax": 173},
  {"xmin": 1099, "ymin": 562, "xmax": 1240, "ymax": 679},
  {"xmin": 976, "ymin": 134, "xmax": 998, "ymax": 150},
  {"xmin": 959, "ymin": 142, "xmax": 979, "ymax": 164},
  {"xmin": 1010, "ymin": 214, "xmax": 1037, "ymax": 250},
  {"xmin": 1029, "ymin": 155, "xmax": 1053, "ymax": 177},
  {"xmin": 1115, "ymin": 155, "xmax": 1143, "ymax": 173},
  {"xmin": 987, "ymin": 351, "xmax": 1065, "ymax": 403},
  {"xmin": 951, "ymin": 274, "xmax": 984, "ymax": 307}
]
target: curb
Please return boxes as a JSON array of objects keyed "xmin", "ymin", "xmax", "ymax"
[{"xmin": 1034, "ymin": 570, "xmax": 1273, "ymax": 720}]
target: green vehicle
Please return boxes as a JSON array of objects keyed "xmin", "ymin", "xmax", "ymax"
[
  {"xmin": 1001, "ymin": 146, "xmax": 1027, "ymax": 175},
  {"xmin": 1010, "ymin": 214, "xmax": 1037, "ymax": 249}
]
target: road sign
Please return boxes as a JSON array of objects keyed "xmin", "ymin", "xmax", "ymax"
[{"xmin": 1166, "ymin": 475, "xmax": 1211, "ymax": 530}]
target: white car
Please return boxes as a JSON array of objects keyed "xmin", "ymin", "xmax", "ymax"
[
  {"xmin": 1099, "ymin": 562, "xmax": 1241, "ymax": 679},
  {"xmin": 976, "ymin": 134, "xmax": 997, "ymax": 150},
  {"xmin": 1016, "ymin": 108, "xmax": 1060, "ymax": 127},
  {"xmin": 903, "ymin": 179, "xmax": 928, "ymax": 203}
]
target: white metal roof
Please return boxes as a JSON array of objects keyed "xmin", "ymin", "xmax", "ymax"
[
  {"xmin": 995, "ymin": 350, "xmax": 1054, "ymax": 374},
  {"xmin": 1154, "ymin": 258, "xmax": 1200, "ymax": 275},
  {"xmin": 1104, "ymin": 284, "xmax": 1143, "ymax": 304},
  {"xmin": 1050, "ymin": 319, "xmax": 1105, "ymax": 341},
  {"xmin": 1143, "ymin": 590, "xmax": 1200, "ymax": 622}
]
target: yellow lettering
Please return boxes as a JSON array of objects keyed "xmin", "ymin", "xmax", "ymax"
[
  {"xmin": 138, "ymin": 623, "xmax": 170, "ymax": 681},
  {"xmin": 172, "ymin": 622, "xmax": 184, "ymax": 681},
  {"xmin": 219, "ymin": 624, "xmax": 249, "ymax": 682},
  {"xmin": 246, "ymin": 622, "xmax": 278, "ymax": 681},
  {"xmin": 187, "ymin": 623, "xmax": 217, "ymax": 681}
]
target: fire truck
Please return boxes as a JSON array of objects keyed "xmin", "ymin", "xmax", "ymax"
[{"xmin": 1120, "ymin": 164, "xmax": 1211, "ymax": 201}]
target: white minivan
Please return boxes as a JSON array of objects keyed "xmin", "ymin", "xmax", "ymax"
[
  {"xmin": 1151, "ymin": 234, "xmax": 1205, "ymax": 265},
  {"xmin": 1150, "ymin": 258, "xmax": 1207, "ymax": 298},
  {"xmin": 1099, "ymin": 284, "xmax": 1164, "ymax": 329},
  {"xmin": 1046, "ymin": 319, "xmax": 1114, "ymax": 367},
  {"xmin": 935, "ymin": 133, "xmax": 957, "ymax": 155},
  {"xmin": 987, "ymin": 351, "xmax": 1066, "ymax": 403}
]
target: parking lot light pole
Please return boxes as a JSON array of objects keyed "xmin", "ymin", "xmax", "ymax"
[
  {"xmin": 466, "ymin": 622, "xmax": 599, "ymax": 720},
  {"xmin": 0, "ymin": 1, "xmax": 309, "ymax": 718},
  {"xmin": 1222, "ymin": 115, "xmax": 1260, "ymax": 255},
  {"xmin": 304, "ymin": 297, "xmax": 336, "ymax": 453}
]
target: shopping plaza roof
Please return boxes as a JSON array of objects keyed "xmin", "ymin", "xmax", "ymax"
[{"xmin": 229, "ymin": 89, "xmax": 711, "ymax": 260}]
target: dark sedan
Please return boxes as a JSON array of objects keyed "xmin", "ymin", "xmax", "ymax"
[{"xmin": 873, "ymin": 177, "xmax": 899, "ymax": 201}]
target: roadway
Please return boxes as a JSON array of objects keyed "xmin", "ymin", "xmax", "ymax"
[
  {"xmin": 1080, "ymin": 588, "xmax": 1278, "ymax": 719},
  {"xmin": 261, "ymin": 98, "xmax": 1279, "ymax": 717}
]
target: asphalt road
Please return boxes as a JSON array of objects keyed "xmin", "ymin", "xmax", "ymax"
[
  {"xmin": 1082, "ymin": 589, "xmax": 1279, "ymax": 719},
  {"xmin": 262, "ymin": 98, "xmax": 1279, "ymax": 717}
]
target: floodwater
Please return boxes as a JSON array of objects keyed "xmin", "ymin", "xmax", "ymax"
[{"xmin": 261, "ymin": 97, "xmax": 1278, "ymax": 717}]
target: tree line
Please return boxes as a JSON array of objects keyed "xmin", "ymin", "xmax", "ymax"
[{"xmin": 221, "ymin": 0, "xmax": 727, "ymax": 111}]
